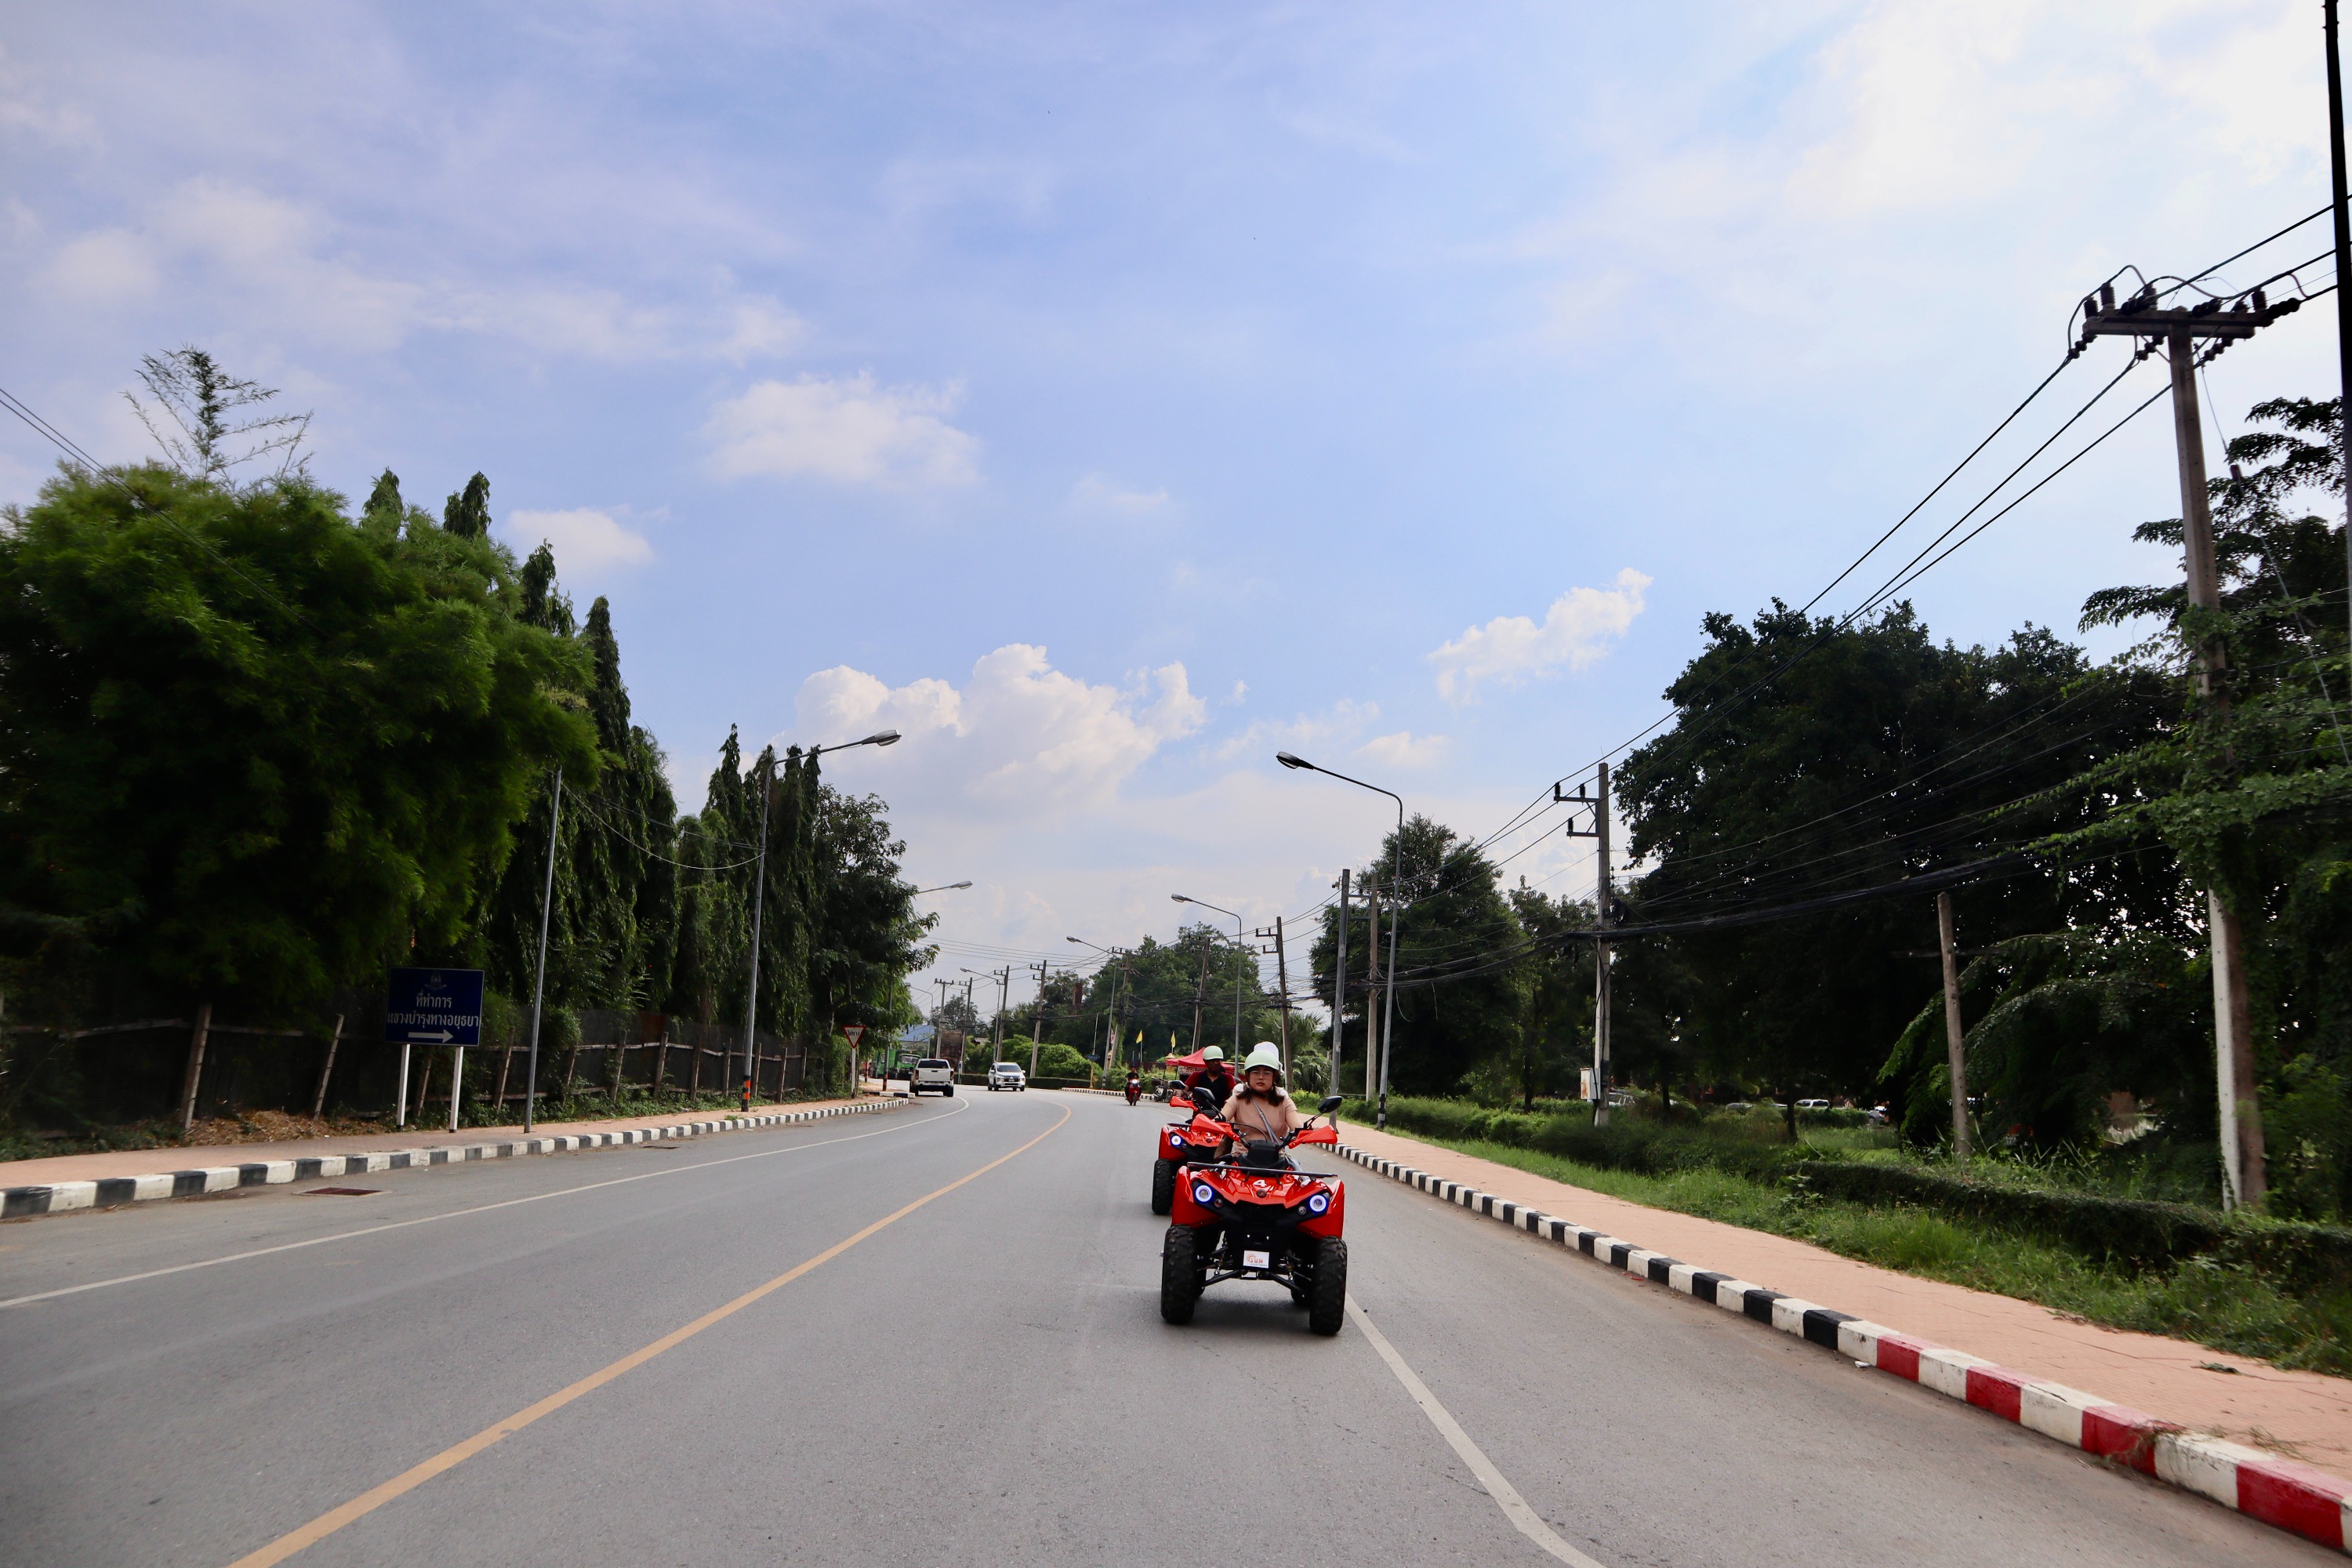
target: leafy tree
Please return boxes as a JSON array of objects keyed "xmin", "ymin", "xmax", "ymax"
[
  {"xmin": 123, "ymin": 347, "xmax": 309, "ymax": 481},
  {"xmin": 0, "ymin": 463, "xmax": 594, "ymax": 1018},
  {"xmin": 1495, "ymin": 884, "xmax": 1592, "ymax": 1109},
  {"xmin": 2043, "ymin": 394, "xmax": 2352, "ymax": 1203},
  {"xmin": 1313, "ymin": 815, "xmax": 1522, "ymax": 1098},
  {"xmin": 443, "ymin": 472, "xmax": 492, "ymax": 539},
  {"xmin": 1616, "ymin": 601, "xmax": 2177, "ymax": 1130}
]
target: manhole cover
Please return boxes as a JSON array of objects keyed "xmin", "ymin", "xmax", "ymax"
[{"xmin": 303, "ymin": 1186, "xmax": 380, "ymax": 1196}]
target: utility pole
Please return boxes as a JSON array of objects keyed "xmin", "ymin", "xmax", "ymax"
[
  {"xmin": 1030, "ymin": 960, "xmax": 1051, "ymax": 1080},
  {"xmin": 1257, "ymin": 917, "xmax": 1293, "ymax": 1080},
  {"xmin": 1364, "ymin": 873, "xmax": 1382, "ymax": 1109},
  {"xmin": 1559, "ymin": 768, "xmax": 1612, "ymax": 1125},
  {"xmin": 1332, "ymin": 869, "xmax": 1350, "ymax": 1097},
  {"xmin": 2079, "ymin": 289, "xmax": 2297, "ymax": 1208},
  {"xmin": 1936, "ymin": 891, "xmax": 1970, "ymax": 1162},
  {"xmin": 993, "ymin": 967, "xmax": 1009, "ymax": 1065},
  {"xmin": 739, "ymin": 753, "xmax": 775, "ymax": 1112},
  {"xmin": 522, "ymin": 767, "xmax": 563, "ymax": 1134},
  {"xmin": 2328, "ymin": 0, "xmax": 2352, "ymax": 650},
  {"xmin": 1189, "ymin": 939, "xmax": 1210, "ymax": 1056}
]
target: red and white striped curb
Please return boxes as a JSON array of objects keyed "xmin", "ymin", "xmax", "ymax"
[
  {"xmin": 1338, "ymin": 1141, "xmax": 2352, "ymax": 1554},
  {"xmin": 2, "ymin": 1098, "xmax": 906, "ymax": 1220}
]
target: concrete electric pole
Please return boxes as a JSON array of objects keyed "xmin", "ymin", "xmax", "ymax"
[
  {"xmin": 1558, "ymin": 767, "xmax": 1613, "ymax": 1126},
  {"xmin": 1936, "ymin": 891, "xmax": 1970, "ymax": 1162},
  {"xmin": 2079, "ymin": 286, "xmax": 2299, "ymax": 1208}
]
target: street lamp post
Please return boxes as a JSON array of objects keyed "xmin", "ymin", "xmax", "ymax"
[
  {"xmin": 1277, "ymin": 752, "xmax": 1403, "ymax": 1130},
  {"xmin": 1068, "ymin": 936, "xmax": 1134, "ymax": 1072},
  {"xmin": 746, "ymin": 729, "xmax": 899, "ymax": 1102},
  {"xmin": 1171, "ymin": 895, "xmax": 1245, "ymax": 1058}
]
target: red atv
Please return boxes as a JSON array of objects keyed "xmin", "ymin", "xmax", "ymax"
[
  {"xmin": 1151, "ymin": 1097, "xmax": 1232, "ymax": 1214},
  {"xmin": 1159, "ymin": 1089, "xmax": 1348, "ymax": 1335}
]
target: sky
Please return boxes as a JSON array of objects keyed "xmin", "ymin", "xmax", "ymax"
[{"xmin": 2, "ymin": 2, "xmax": 2346, "ymax": 1017}]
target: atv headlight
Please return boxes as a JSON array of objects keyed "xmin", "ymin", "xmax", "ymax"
[
  {"xmin": 1167, "ymin": 1132, "xmax": 1183, "ymax": 1149},
  {"xmin": 1192, "ymin": 1183, "xmax": 1215, "ymax": 1206},
  {"xmin": 1306, "ymin": 1192, "xmax": 1330, "ymax": 1214}
]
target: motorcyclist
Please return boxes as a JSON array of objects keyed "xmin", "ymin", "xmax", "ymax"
[
  {"xmin": 1221, "ymin": 1044, "xmax": 1302, "ymax": 1149},
  {"xmin": 1123, "ymin": 1069, "xmax": 1142, "ymax": 1105},
  {"xmin": 1184, "ymin": 1045, "xmax": 1235, "ymax": 1108}
]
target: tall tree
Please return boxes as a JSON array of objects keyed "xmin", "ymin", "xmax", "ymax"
[{"xmin": 0, "ymin": 463, "xmax": 594, "ymax": 1018}]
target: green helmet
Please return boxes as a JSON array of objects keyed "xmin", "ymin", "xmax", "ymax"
[
  {"xmin": 1242, "ymin": 1044, "xmax": 1282, "ymax": 1074},
  {"xmin": 1201, "ymin": 1045, "xmax": 1225, "ymax": 1062}
]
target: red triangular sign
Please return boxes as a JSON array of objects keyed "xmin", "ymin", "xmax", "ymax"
[{"xmin": 842, "ymin": 1024, "xmax": 867, "ymax": 1045}]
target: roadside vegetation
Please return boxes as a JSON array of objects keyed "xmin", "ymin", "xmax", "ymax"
[
  {"xmin": 0, "ymin": 350, "xmax": 935, "ymax": 1147},
  {"xmin": 1358, "ymin": 1093, "xmax": 2352, "ymax": 1374}
]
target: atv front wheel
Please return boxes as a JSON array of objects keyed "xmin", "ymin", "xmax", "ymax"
[
  {"xmin": 1307, "ymin": 1237, "xmax": 1348, "ymax": 1336},
  {"xmin": 1150, "ymin": 1157, "xmax": 1178, "ymax": 1216},
  {"xmin": 1160, "ymin": 1225, "xmax": 1202, "ymax": 1324}
]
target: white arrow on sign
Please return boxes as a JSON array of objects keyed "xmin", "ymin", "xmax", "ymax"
[{"xmin": 406, "ymin": 1029, "xmax": 455, "ymax": 1043}]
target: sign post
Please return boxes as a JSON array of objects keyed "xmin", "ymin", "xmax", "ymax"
[
  {"xmin": 843, "ymin": 1023, "xmax": 867, "ymax": 1091},
  {"xmin": 386, "ymin": 968, "xmax": 485, "ymax": 1133}
]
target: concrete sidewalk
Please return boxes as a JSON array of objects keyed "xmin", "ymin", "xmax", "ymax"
[
  {"xmin": 1337, "ymin": 1120, "xmax": 2352, "ymax": 1473},
  {"xmin": 0, "ymin": 1093, "xmax": 883, "ymax": 1190}
]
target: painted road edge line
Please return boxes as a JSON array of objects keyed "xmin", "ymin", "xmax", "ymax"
[
  {"xmin": 1335, "ymin": 1141, "xmax": 2352, "ymax": 1556},
  {"xmin": 1, "ymin": 1099, "xmax": 908, "ymax": 1220},
  {"xmin": 1348, "ymin": 1298, "xmax": 1609, "ymax": 1567}
]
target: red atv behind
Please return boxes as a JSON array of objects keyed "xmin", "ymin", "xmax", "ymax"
[
  {"xmin": 1159, "ymin": 1089, "xmax": 1348, "ymax": 1335},
  {"xmin": 1150, "ymin": 1100, "xmax": 1231, "ymax": 1214}
]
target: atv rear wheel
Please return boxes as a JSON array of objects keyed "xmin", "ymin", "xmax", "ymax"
[
  {"xmin": 1160, "ymin": 1225, "xmax": 1202, "ymax": 1324},
  {"xmin": 1150, "ymin": 1157, "xmax": 1178, "ymax": 1215},
  {"xmin": 1306, "ymin": 1237, "xmax": 1348, "ymax": 1336}
]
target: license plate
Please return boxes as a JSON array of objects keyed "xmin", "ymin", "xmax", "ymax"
[{"xmin": 1242, "ymin": 1249, "xmax": 1271, "ymax": 1269}]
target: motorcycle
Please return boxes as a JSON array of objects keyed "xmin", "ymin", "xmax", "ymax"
[
  {"xmin": 1159, "ymin": 1087, "xmax": 1348, "ymax": 1336},
  {"xmin": 1124, "ymin": 1076, "xmax": 1143, "ymax": 1106}
]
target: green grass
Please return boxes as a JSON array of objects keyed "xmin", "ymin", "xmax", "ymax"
[{"xmin": 1428, "ymin": 1134, "xmax": 2352, "ymax": 1377}]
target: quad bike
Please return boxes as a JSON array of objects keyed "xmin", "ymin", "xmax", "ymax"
[
  {"xmin": 1150, "ymin": 1093, "xmax": 1234, "ymax": 1214},
  {"xmin": 1159, "ymin": 1089, "xmax": 1348, "ymax": 1336}
]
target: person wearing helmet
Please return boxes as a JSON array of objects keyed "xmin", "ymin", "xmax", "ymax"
[
  {"xmin": 1184, "ymin": 1044, "xmax": 1235, "ymax": 1108},
  {"xmin": 1220, "ymin": 1044, "xmax": 1301, "ymax": 1145}
]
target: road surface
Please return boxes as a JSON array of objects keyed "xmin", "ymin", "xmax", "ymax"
[{"xmin": 0, "ymin": 1091, "xmax": 2326, "ymax": 1566}]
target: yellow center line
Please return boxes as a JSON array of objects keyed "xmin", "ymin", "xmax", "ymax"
[{"xmin": 225, "ymin": 1101, "xmax": 1073, "ymax": 1568}]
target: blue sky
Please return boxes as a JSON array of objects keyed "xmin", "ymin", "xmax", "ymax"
[{"xmin": 2, "ymin": 2, "xmax": 2343, "ymax": 1007}]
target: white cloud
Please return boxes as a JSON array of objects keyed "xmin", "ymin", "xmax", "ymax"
[
  {"xmin": 793, "ymin": 644, "xmax": 1203, "ymax": 815},
  {"xmin": 1356, "ymin": 731, "xmax": 1449, "ymax": 768},
  {"xmin": 704, "ymin": 372, "xmax": 980, "ymax": 488},
  {"xmin": 41, "ymin": 228, "xmax": 158, "ymax": 304},
  {"xmin": 1070, "ymin": 471, "xmax": 1172, "ymax": 515},
  {"xmin": 37, "ymin": 177, "xmax": 801, "ymax": 360},
  {"xmin": 1428, "ymin": 568, "xmax": 1650, "ymax": 703},
  {"xmin": 718, "ymin": 297, "xmax": 804, "ymax": 362},
  {"xmin": 1210, "ymin": 698, "xmax": 1378, "ymax": 764},
  {"xmin": 500, "ymin": 507, "xmax": 655, "ymax": 573}
]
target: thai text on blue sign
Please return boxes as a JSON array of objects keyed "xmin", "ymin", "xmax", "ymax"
[{"xmin": 385, "ymin": 967, "xmax": 485, "ymax": 1046}]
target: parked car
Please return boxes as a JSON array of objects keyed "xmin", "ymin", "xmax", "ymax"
[
  {"xmin": 988, "ymin": 1062, "xmax": 1027, "ymax": 1092},
  {"xmin": 909, "ymin": 1058, "xmax": 956, "ymax": 1097},
  {"xmin": 1795, "ymin": 1098, "xmax": 1831, "ymax": 1112}
]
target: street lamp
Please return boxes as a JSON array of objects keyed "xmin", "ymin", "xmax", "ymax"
[
  {"xmin": 1069, "ymin": 937, "xmax": 1133, "ymax": 1072},
  {"xmin": 913, "ymin": 881, "xmax": 973, "ymax": 894},
  {"xmin": 751, "ymin": 728, "xmax": 902, "ymax": 1102},
  {"xmin": 1171, "ymin": 894, "xmax": 1246, "ymax": 1062},
  {"xmin": 1276, "ymin": 751, "xmax": 1403, "ymax": 1130}
]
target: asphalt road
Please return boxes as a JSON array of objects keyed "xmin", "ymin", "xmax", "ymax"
[{"xmin": 0, "ymin": 1091, "xmax": 2328, "ymax": 1566}]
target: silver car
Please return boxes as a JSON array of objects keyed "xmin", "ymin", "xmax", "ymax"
[{"xmin": 987, "ymin": 1062, "xmax": 1026, "ymax": 1092}]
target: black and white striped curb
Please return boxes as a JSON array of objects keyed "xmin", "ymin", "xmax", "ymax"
[
  {"xmin": 1336, "ymin": 1142, "xmax": 2352, "ymax": 1555},
  {"xmin": 1, "ymin": 1099, "xmax": 907, "ymax": 1221}
]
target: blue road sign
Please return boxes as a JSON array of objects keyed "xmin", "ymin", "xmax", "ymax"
[{"xmin": 385, "ymin": 967, "xmax": 485, "ymax": 1047}]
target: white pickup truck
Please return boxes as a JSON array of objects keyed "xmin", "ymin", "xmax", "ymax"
[{"xmin": 909, "ymin": 1058, "xmax": 956, "ymax": 1096}]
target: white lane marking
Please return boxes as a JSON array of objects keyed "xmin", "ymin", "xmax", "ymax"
[
  {"xmin": 0, "ymin": 1099, "xmax": 971, "ymax": 1310},
  {"xmin": 1348, "ymin": 1299, "xmax": 1609, "ymax": 1568}
]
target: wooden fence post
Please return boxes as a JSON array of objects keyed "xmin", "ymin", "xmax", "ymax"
[
  {"xmin": 178, "ymin": 1002, "xmax": 213, "ymax": 1137},
  {"xmin": 310, "ymin": 1014, "xmax": 345, "ymax": 1120}
]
